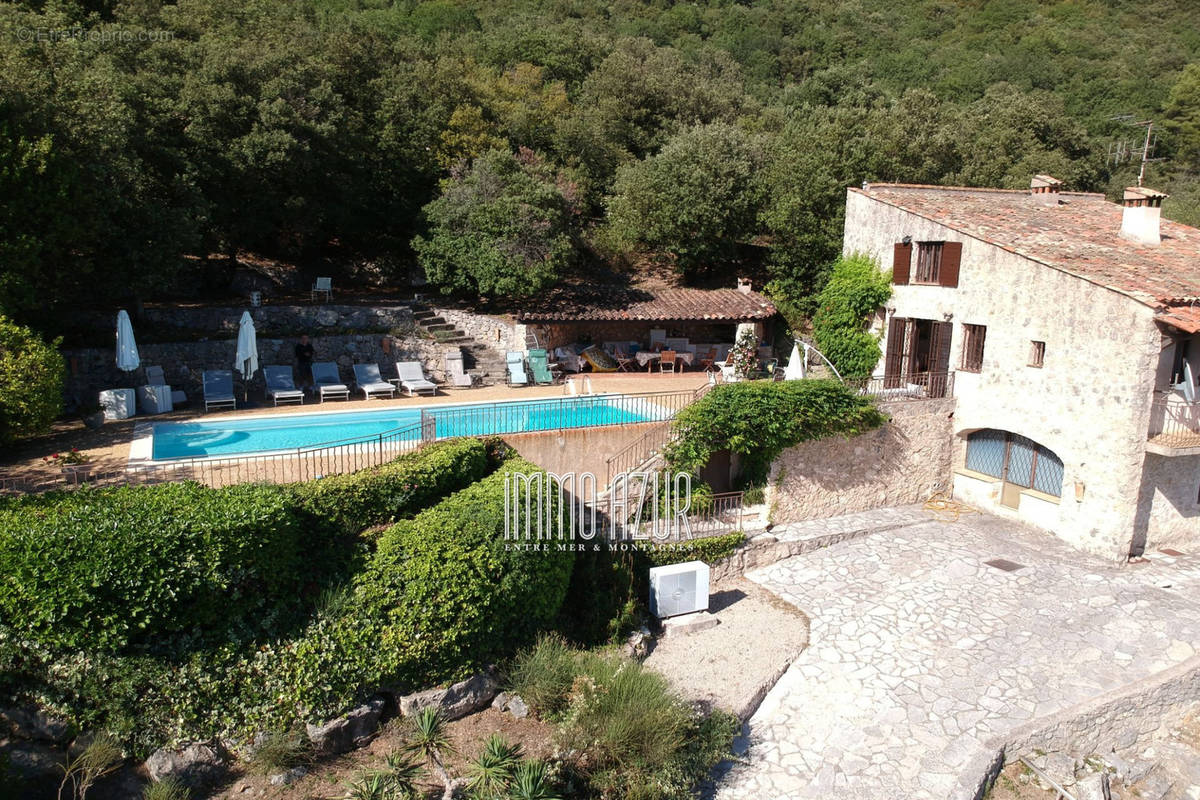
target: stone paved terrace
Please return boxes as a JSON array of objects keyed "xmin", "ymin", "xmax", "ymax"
[{"xmin": 714, "ymin": 507, "xmax": 1200, "ymax": 800}]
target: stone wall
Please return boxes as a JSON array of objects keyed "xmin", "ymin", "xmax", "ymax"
[
  {"xmin": 767, "ymin": 398, "xmax": 955, "ymax": 524},
  {"xmin": 843, "ymin": 190, "xmax": 1164, "ymax": 561},
  {"xmin": 1136, "ymin": 452, "xmax": 1200, "ymax": 553},
  {"xmin": 77, "ymin": 303, "xmax": 415, "ymax": 342},
  {"xmin": 432, "ymin": 307, "xmax": 525, "ymax": 356},
  {"xmin": 63, "ymin": 332, "xmax": 451, "ymax": 406}
]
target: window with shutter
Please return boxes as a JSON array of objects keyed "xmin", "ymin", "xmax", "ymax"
[
  {"xmin": 1028, "ymin": 341, "xmax": 1045, "ymax": 368},
  {"xmin": 914, "ymin": 243, "xmax": 943, "ymax": 284},
  {"xmin": 961, "ymin": 324, "xmax": 986, "ymax": 372},
  {"xmin": 892, "ymin": 243, "xmax": 912, "ymax": 285}
]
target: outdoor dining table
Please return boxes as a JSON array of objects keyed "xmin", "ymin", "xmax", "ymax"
[{"xmin": 634, "ymin": 351, "xmax": 694, "ymax": 371}]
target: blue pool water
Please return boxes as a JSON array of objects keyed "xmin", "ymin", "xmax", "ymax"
[{"xmin": 151, "ymin": 395, "xmax": 661, "ymax": 459}]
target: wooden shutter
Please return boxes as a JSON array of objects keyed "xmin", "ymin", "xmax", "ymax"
[
  {"xmin": 893, "ymin": 243, "xmax": 912, "ymax": 285},
  {"xmin": 939, "ymin": 242, "xmax": 962, "ymax": 287},
  {"xmin": 884, "ymin": 316, "xmax": 906, "ymax": 388},
  {"xmin": 930, "ymin": 321, "xmax": 953, "ymax": 397}
]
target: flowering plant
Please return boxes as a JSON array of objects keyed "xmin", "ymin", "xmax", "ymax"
[
  {"xmin": 728, "ymin": 328, "xmax": 759, "ymax": 380},
  {"xmin": 43, "ymin": 448, "xmax": 91, "ymax": 466}
]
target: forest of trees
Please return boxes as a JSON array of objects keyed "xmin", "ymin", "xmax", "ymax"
[{"xmin": 2, "ymin": 0, "xmax": 1199, "ymax": 336}]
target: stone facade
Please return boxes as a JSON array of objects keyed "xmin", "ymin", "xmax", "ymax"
[
  {"xmin": 843, "ymin": 189, "xmax": 1193, "ymax": 561},
  {"xmin": 1136, "ymin": 453, "xmax": 1200, "ymax": 552},
  {"xmin": 767, "ymin": 398, "xmax": 955, "ymax": 524}
]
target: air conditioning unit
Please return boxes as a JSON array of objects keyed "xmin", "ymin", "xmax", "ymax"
[{"xmin": 649, "ymin": 561, "xmax": 710, "ymax": 619}]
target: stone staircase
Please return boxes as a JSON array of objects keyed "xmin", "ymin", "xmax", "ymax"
[{"xmin": 411, "ymin": 303, "xmax": 508, "ymax": 384}]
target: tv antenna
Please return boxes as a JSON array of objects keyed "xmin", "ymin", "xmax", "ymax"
[{"xmin": 1108, "ymin": 116, "xmax": 1166, "ymax": 186}]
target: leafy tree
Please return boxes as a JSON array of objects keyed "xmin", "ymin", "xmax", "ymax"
[
  {"xmin": 605, "ymin": 122, "xmax": 764, "ymax": 278},
  {"xmin": 1165, "ymin": 63, "xmax": 1200, "ymax": 170},
  {"xmin": 413, "ymin": 149, "xmax": 575, "ymax": 298},
  {"xmin": 0, "ymin": 315, "xmax": 64, "ymax": 445},
  {"xmin": 811, "ymin": 253, "xmax": 893, "ymax": 379}
]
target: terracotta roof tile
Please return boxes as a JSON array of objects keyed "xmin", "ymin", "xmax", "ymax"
[
  {"xmin": 856, "ymin": 184, "xmax": 1200, "ymax": 332},
  {"xmin": 515, "ymin": 281, "xmax": 775, "ymax": 323}
]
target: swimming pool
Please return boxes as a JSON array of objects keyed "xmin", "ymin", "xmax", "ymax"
[{"xmin": 150, "ymin": 394, "xmax": 667, "ymax": 460}]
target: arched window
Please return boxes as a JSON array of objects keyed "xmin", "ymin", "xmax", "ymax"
[{"xmin": 965, "ymin": 429, "xmax": 1064, "ymax": 498}]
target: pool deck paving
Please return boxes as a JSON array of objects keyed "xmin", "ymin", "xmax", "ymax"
[{"xmin": 713, "ymin": 506, "xmax": 1200, "ymax": 800}]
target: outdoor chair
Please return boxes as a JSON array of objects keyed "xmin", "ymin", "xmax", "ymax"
[
  {"xmin": 353, "ymin": 363, "xmax": 396, "ymax": 400},
  {"xmin": 264, "ymin": 365, "xmax": 305, "ymax": 406},
  {"xmin": 443, "ymin": 349, "xmax": 478, "ymax": 389},
  {"xmin": 394, "ymin": 361, "xmax": 438, "ymax": 396},
  {"xmin": 699, "ymin": 347, "xmax": 719, "ymax": 373},
  {"xmin": 528, "ymin": 349, "xmax": 556, "ymax": 385},
  {"xmin": 202, "ymin": 370, "xmax": 237, "ymax": 412},
  {"xmin": 311, "ymin": 362, "xmax": 350, "ymax": 402},
  {"xmin": 613, "ymin": 347, "xmax": 634, "ymax": 372},
  {"xmin": 145, "ymin": 365, "xmax": 188, "ymax": 407},
  {"xmin": 311, "ymin": 276, "xmax": 333, "ymax": 302},
  {"xmin": 659, "ymin": 350, "xmax": 678, "ymax": 373},
  {"xmin": 506, "ymin": 351, "xmax": 529, "ymax": 386}
]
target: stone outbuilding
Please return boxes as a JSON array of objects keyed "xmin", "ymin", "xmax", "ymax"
[{"xmin": 844, "ymin": 179, "xmax": 1200, "ymax": 560}]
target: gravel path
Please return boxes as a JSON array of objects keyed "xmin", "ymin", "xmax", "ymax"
[{"xmin": 643, "ymin": 577, "xmax": 809, "ymax": 719}]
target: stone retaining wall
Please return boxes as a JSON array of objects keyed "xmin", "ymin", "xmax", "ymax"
[
  {"xmin": 79, "ymin": 304, "xmax": 415, "ymax": 342},
  {"xmin": 767, "ymin": 398, "xmax": 955, "ymax": 524},
  {"xmin": 432, "ymin": 307, "xmax": 525, "ymax": 356},
  {"xmin": 952, "ymin": 655, "xmax": 1200, "ymax": 800}
]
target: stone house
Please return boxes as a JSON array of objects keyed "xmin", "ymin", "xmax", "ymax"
[{"xmin": 843, "ymin": 179, "xmax": 1200, "ymax": 561}]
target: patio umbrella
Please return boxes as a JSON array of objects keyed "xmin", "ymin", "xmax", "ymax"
[
  {"xmin": 783, "ymin": 341, "xmax": 806, "ymax": 381},
  {"xmin": 235, "ymin": 311, "xmax": 259, "ymax": 382},
  {"xmin": 115, "ymin": 309, "xmax": 140, "ymax": 373}
]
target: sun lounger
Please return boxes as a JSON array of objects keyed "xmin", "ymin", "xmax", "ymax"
[
  {"xmin": 353, "ymin": 363, "xmax": 396, "ymax": 400},
  {"xmin": 444, "ymin": 349, "xmax": 477, "ymax": 388},
  {"xmin": 506, "ymin": 352, "xmax": 529, "ymax": 386},
  {"xmin": 202, "ymin": 370, "xmax": 236, "ymax": 412},
  {"xmin": 394, "ymin": 361, "xmax": 438, "ymax": 396},
  {"xmin": 311, "ymin": 362, "xmax": 350, "ymax": 402},
  {"xmin": 264, "ymin": 365, "xmax": 305, "ymax": 406},
  {"xmin": 528, "ymin": 349, "xmax": 556, "ymax": 385}
]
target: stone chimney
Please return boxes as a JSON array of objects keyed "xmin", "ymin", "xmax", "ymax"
[
  {"xmin": 1030, "ymin": 174, "xmax": 1062, "ymax": 206},
  {"xmin": 736, "ymin": 277, "xmax": 753, "ymax": 294},
  {"xmin": 1120, "ymin": 187, "xmax": 1169, "ymax": 245}
]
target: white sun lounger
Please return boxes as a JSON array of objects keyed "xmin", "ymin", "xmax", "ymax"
[
  {"xmin": 393, "ymin": 361, "xmax": 438, "ymax": 396},
  {"xmin": 264, "ymin": 365, "xmax": 305, "ymax": 406},
  {"xmin": 353, "ymin": 363, "xmax": 395, "ymax": 400},
  {"xmin": 311, "ymin": 362, "xmax": 350, "ymax": 402}
]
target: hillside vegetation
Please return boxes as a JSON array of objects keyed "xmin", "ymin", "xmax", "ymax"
[{"xmin": 2, "ymin": 0, "xmax": 1198, "ymax": 330}]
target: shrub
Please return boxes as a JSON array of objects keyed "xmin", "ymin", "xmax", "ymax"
[
  {"xmin": 0, "ymin": 482, "xmax": 346, "ymax": 654},
  {"xmin": 283, "ymin": 457, "xmax": 575, "ymax": 714},
  {"xmin": 811, "ymin": 252, "xmax": 893, "ymax": 379},
  {"xmin": 0, "ymin": 314, "xmax": 64, "ymax": 445},
  {"xmin": 507, "ymin": 637, "xmax": 735, "ymax": 800},
  {"xmin": 665, "ymin": 379, "xmax": 887, "ymax": 487},
  {"xmin": 640, "ymin": 532, "xmax": 746, "ymax": 568},
  {"xmin": 288, "ymin": 438, "xmax": 490, "ymax": 534}
]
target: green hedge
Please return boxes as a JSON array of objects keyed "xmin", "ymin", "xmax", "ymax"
[
  {"xmin": 288, "ymin": 437, "xmax": 490, "ymax": 534},
  {"xmin": 0, "ymin": 440, "xmax": 491, "ymax": 657},
  {"xmin": 283, "ymin": 455, "xmax": 575, "ymax": 713},
  {"xmin": 0, "ymin": 450, "xmax": 574, "ymax": 753},
  {"xmin": 0, "ymin": 482, "xmax": 329, "ymax": 654}
]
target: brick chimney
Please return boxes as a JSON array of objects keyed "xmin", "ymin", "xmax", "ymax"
[
  {"xmin": 1030, "ymin": 174, "xmax": 1062, "ymax": 206},
  {"xmin": 736, "ymin": 277, "xmax": 753, "ymax": 294},
  {"xmin": 1120, "ymin": 187, "xmax": 1169, "ymax": 245}
]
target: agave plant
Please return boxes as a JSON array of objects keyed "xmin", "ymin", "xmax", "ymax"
[
  {"xmin": 345, "ymin": 770, "xmax": 392, "ymax": 800},
  {"xmin": 508, "ymin": 761, "xmax": 561, "ymax": 800},
  {"xmin": 466, "ymin": 734, "xmax": 524, "ymax": 798},
  {"xmin": 382, "ymin": 749, "xmax": 423, "ymax": 797}
]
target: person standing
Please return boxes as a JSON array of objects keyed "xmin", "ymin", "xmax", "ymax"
[{"xmin": 294, "ymin": 334, "xmax": 315, "ymax": 391}]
